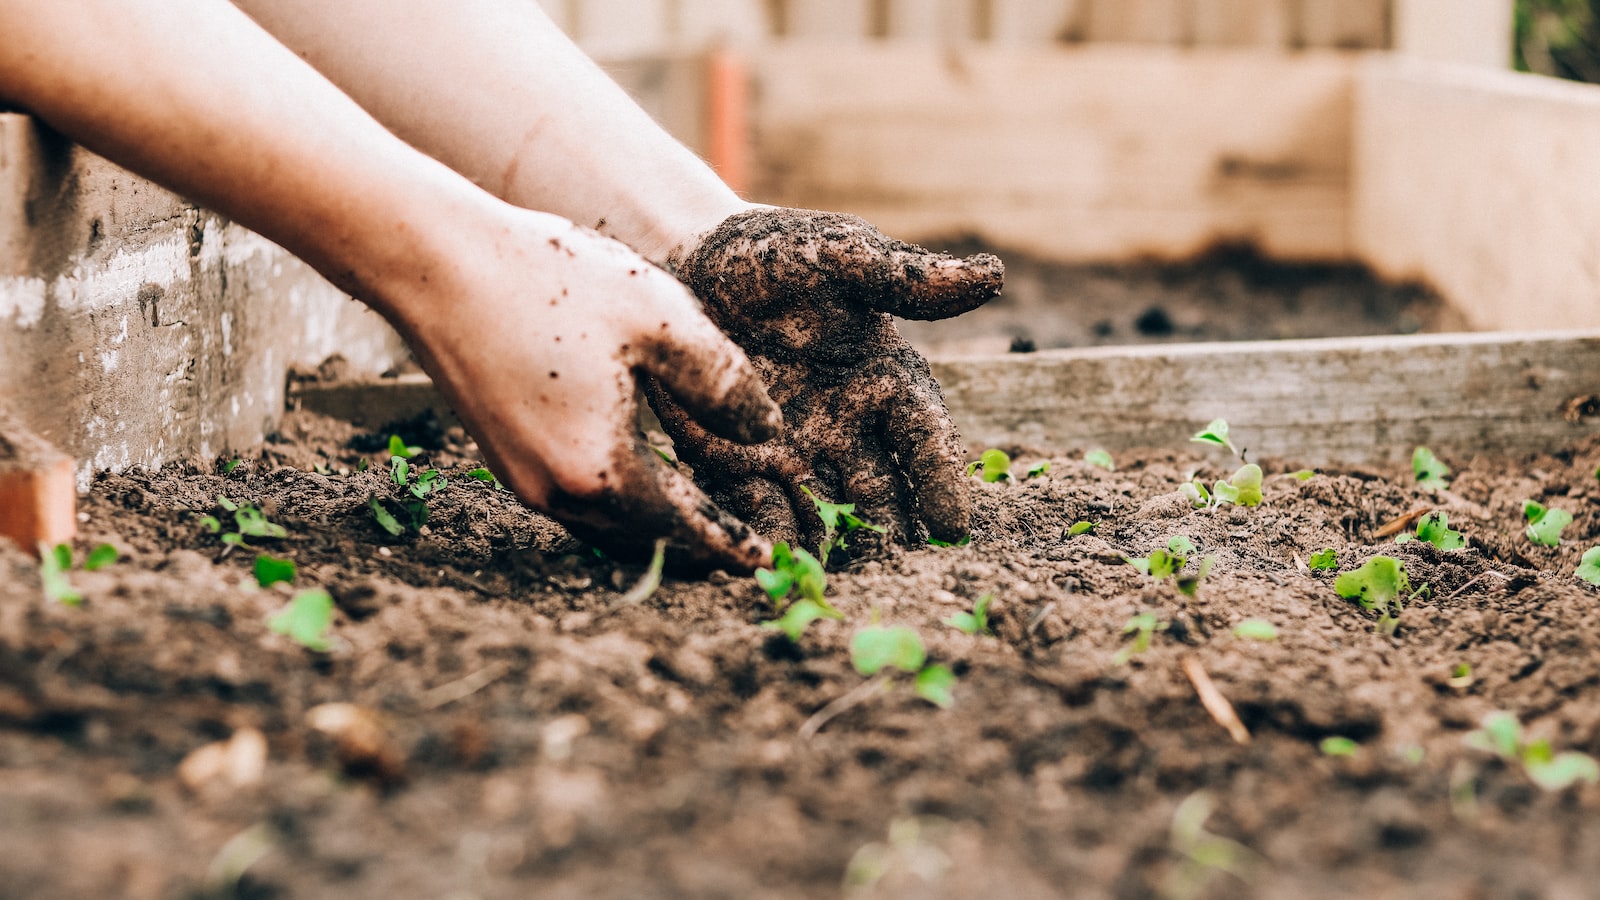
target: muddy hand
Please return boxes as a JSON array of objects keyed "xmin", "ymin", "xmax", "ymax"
[
  {"xmin": 650, "ymin": 207, "xmax": 1003, "ymax": 552},
  {"xmin": 389, "ymin": 212, "xmax": 782, "ymax": 572}
]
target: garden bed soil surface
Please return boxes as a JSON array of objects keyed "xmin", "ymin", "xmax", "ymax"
[{"xmin": 6, "ymin": 409, "xmax": 1600, "ymax": 899}]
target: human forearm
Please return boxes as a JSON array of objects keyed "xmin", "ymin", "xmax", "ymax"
[{"xmin": 230, "ymin": 0, "xmax": 750, "ymax": 263}]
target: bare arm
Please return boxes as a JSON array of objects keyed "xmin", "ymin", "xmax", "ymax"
[
  {"xmin": 231, "ymin": 0, "xmax": 750, "ymax": 263},
  {"xmin": 0, "ymin": 0, "xmax": 780, "ymax": 570}
]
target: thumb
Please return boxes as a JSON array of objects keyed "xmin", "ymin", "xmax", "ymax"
[
  {"xmin": 871, "ymin": 245, "xmax": 1005, "ymax": 321},
  {"xmin": 637, "ymin": 309, "xmax": 782, "ymax": 446}
]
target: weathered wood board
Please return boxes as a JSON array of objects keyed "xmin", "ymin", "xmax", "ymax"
[{"xmin": 291, "ymin": 332, "xmax": 1600, "ymax": 467}]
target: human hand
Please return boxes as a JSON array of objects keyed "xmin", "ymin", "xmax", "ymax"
[
  {"xmin": 648, "ymin": 207, "xmax": 1003, "ymax": 554},
  {"xmin": 386, "ymin": 209, "xmax": 782, "ymax": 571}
]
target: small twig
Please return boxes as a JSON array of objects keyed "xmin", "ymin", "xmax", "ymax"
[
  {"xmin": 1443, "ymin": 570, "xmax": 1513, "ymax": 604},
  {"xmin": 419, "ymin": 660, "xmax": 512, "ymax": 711},
  {"xmin": 797, "ymin": 674, "xmax": 890, "ymax": 741},
  {"xmin": 1027, "ymin": 601, "xmax": 1057, "ymax": 636},
  {"xmin": 1373, "ymin": 505, "xmax": 1435, "ymax": 539},
  {"xmin": 1181, "ymin": 656, "xmax": 1251, "ymax": 745},
  {"xmin": 615, "ymin": 539, "xmax": 668, "ymax": 606}
]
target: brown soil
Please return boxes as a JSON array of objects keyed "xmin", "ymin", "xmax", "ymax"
[
  {"xmin": 6, "ymin": 408, "xmax": 1600, "ymax": 900},
  {"xmin": 897, "ymin": 243, "xmax": 1466, "ymax": 357}
]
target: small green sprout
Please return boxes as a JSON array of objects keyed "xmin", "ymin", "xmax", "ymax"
[
  {"xmin": 465, "ymin": 467, "xmax": 506, "ymax": 491},
  {"xmin": 253, "ymin": 554, "xmax": 296, "ymax": 588},
  {"xmin": 801, "ymin": 486, "xmax": 885, "ymax": 565},
  {"xmin": 1164, "ymin": 791, "xmax": 1262, "ymax": 900},
  {"xmin": 1465, "ymin": 711, "xmax": 1600, "ymax": 791},
  {"xmin": 755, "ymin": 542, "xmax": 831, "ymax": 612},
  {"xmin": 850, "ymin": 625, "xmax": 955, "ymax": 708},
  {"xmin": 387, "ymin": 434, "xmax": 421, "ymax": 459},
  {"xmin": 222, "ymin": 458, "xmax": 243, "ymax": 475},
  {"xmin": 369, "ymin": 497, "xmax": 405, "ymax": 537},
  {"xmin": 203, "ymin": 496, "xmax": 287, "ymax": 547},
  {"xmin": 762, "ymin": 598, "xmax": 843, "ymax": 642},
  {"xmin": 1308, "ymin": 548, "xmax": 1338, "ymax": 571},
  {"xmin": 1448, "ymin": 663, "xmax": 1474, "ymax": 688},
  {"xmin": 1333, "ymin": 556, "xmax": 1411, "ymax": 612},
  {"xmin": 39, "ymin": 543, "xmax": 82, "ymax": 605},
  {"xmin": 1292, "ymin": 470, "xmax": 1316, "ymax": 481},
  {"xmin": 944, "ymin": 594, "xmax": 993, "ymax": 636},
  {"xmin": 1191, "ymin": 419, "xmax": 1238, "ymax": 456},
  {"xmin": 649, "ymin": 445, "xmax": 677, "ymax": 467},
  {"xmin": 1113, "ymin": 612, "xmax": 1168, "ymax": 665},
  {"xmin": 1024, "ymin": 461, "xmax": 1052, "ymax": 479},
  {"xmin": 268, "ymin": 589, "xmax": 335, "ymax": 652},
  {"xmin": 1212, "ymin": 464, "xmax": 1264, "ymax": 507},
  {"xmin": 1127, "ymin": 538, "xmax": 1213, "ymax": 596},
  {"xmin": 1577, "ymin": 547, "xmax": 1600, "ymax": 585},
  {"xmin": 1178, "ymin": 479, "xmax": 1212, "ymax": 508},
  {"xmin": 1412, "ymin": 447, "xmax": 1450, "ymax": 491},
  {"xmin": 1085, "ymin": 449, "xmax": 1115, "ymax": 471},
  {"xmin": 1168, "ymin": 535, "xmax": 1197, "ymax": 556},
  {"xmin": 1320, "ymin": 736, "xmax": 1359, "ymax": 757},
  {"xmin": 373, "ymin": 456, "xmax": 448, "ymax": 534},
  {"xmin": 83, "ymin": 543, "xmax": 119, "ymax": 571},
  {"xmin": 926, "ymin": 534, "xmax": 971, "ymax": 548},
  {"xmin": 1523, "ymin": 500, "xmax": 1572, "ymax": 547},
  {"xmin": 1408, "ymin": 511, "xmax": 1466, "ymax": 550},
  {"xmin": 1068, "ymin": 521, "xmax": 1097, "ymax": 536},
  {"xmin": 1233, "ymin": 619, "xmax": 1278, "ymax": 641},
  {"xmin": 966, "ymin": 448, "xmax": 1013, "ymax": 483}
]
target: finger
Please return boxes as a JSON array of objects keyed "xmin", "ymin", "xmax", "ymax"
[
  {"xmin": 835, "ymin": 449, "xmax": 911, "ymax": 551},
  {"xmin": 869, "ymin": 244, "xmax": 1004, "ymax": 322},
  {"xmin": 720, "ymin": 476, "xmax": 801, "ymax": 549},
  {"xmin": 637, "ymin": 309, "xmax": 783, "ymax": 446},
  {"xmin": 881, "ymin": 357, "xmax": 972, "ymax": 542}
]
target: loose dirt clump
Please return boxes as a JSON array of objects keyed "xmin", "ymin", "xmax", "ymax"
[{"xmin": 5, "ymin": 411, "xmax": 1600, "ymax": 899}]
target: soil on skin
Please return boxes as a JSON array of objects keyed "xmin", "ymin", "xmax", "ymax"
[
  {"xmin": 6, "ymin": 408, "xmax": 1600, "ymax": 899},
  {"xmin": 897, "ymin": 242, "xmax": 1466, "ymax": 357}
]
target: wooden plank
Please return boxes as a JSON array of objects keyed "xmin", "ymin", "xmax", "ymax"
[
  {"xmin": 290, "ymin": 332, "xmax": 1600, "ymax": 466},
  {"xmin": 0, "ymin": 414, "xmax": 75, "ymax": 555}
]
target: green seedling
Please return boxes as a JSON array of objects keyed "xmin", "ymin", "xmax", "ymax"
[
  {"xmin": 966, "ymin": 448, "xmax": 1013, "ymax": 483},
  {"xmin": 1212, "ymin": 464, "xmax": 1264, "ymax": 507},
  {"xmin": 1113, "ymin": 612, "xmax": 1168, "ymax": 665},
  {"xmin": 1168, "ymin": 535, "xmax": 1197, "ymax": 556},
  {"xmin": 1333, "ymin": 556, "xmax": 1411, "ymax": 612},
  {"xmin": 222, "ymin": 458, "xmax": 243, "ymax": 475},
  {"xmin": 1448, "ymin": 663, "xmax": 1474, "ymax": 688},
  {"xmin": 1025, "ymin": 461, "xmax": 1052, "ymax": 479},
  {"xmin": 1308, "ymin": 548, "xmax": 1338, "ymax": 571},
  {"xmin": 1412, "ymin": 446, "xmax": 1450, "ymax": 491},
  {"xmin": 39, "ymin": 543, "xmax": 82, "ymax": 605},
  {"xmin": 1178, "ymin": 479, "xmax": 1212, "ymax": 508},
  {"xmin": 1577, "ymin": 547, "xmax": 1600, "ymax": 585},
  {"xmin": 1320, "ymin": 736, "xmax": 1359, "ymax": 757},
  {"xmin": 617, "ymin": 539, "xmax": 667, "ymax": 605},
  {"xmin": 649, "ymin": 446, "xmax": 677, "ymax": 467},
  {"xmin": 201, "ymin": 496, "xmax": 288, "ymax": 547},
  {"xmin": 1233, "ymin": 619, "xmax": 1278, "ymax": 641},
  {"xmin": 465, "ymin": 467, "xmax": 506, "ymax": 491},
  {"xmin": 372, "ymin": 456, "xmax": 448, "ymax": 535},
  {"xmin": 1085, "ymin": 449, "xmax": 1115, "ymax": 471},
  {"xmin": 1127, "ymin": 538, "xmax": 1214, "ymax": 596},
  {"xmin": 253, "ymin": 554, "xmax": 296, "ymax": 588},
  {"xmin": 801, "ymin": 485, "xmax": 886, "ymax": 565},
  {"xmin": 755, "ymin": 542, "xmax": 831, "ymax": 613},
  {"xmin": 267, "ymin": 589, "xmax": 335, "ymax": 652},
  {"xmin": 926, "ymin": 534, "xmax": 971, "ymax": 548},
  {"xmin": 1465, "ymin": 711, "xmax": 1600, "ymax": 791},
  {"xmin": 944, "ymin": 594, "xmax": 993, "ymax": 636},
  {"xmin": 850, "ymin": 625, "xmax": 955, "ymax": 708},
  {"xmin": 1068, "ymin": 521, "xmax": 1097, "ymax": 536},
  {"xmin": 1191, "ymin": 419, "xmax": 1238, "ymax": 456},
  {"xmin": 763, "ymin": 598, "xmax": 843, "ymax": 642},
  {"xmin": 1164, "ymin": 791, "xmax": 1262, "ymax": 900},
  {"xmin": 83, "ymin": 543, "xmax": 118, "ymax": 571},
  {"xmin": 1398, "ymin": 511, "xmax": 1465, "ymax": 550},
  {"xmin": 1292, "ymin": 470, "xmax": 1317, "ymax": 481},
  {"xmin": 387, "ymin": 434, "xmax": 421, "ymax": 460},
  {"xmin": 1523, "ymin": 500, "xmax": 1573, "ymax": 547}
]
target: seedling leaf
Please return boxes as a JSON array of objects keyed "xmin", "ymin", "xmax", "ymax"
[
  {"xmin": 268, "ymin": 589, "xmax": 335, "ymax": 652},
  {"xmin": 199, "ymin": 515, "xmax": 222, "ymax": 533},
  {"xmin": 1179, "ymin": 480, "xmax": 1212, "ymax": 508},
  {"xmin": 851, "ymin": 625, "xmax": 928, "ymax": 676},
  {"xmin": 390, "ymin": 456, "xmax": 410, "ymax": 486},
  {"xmin": 762, "ymin": 598, "xmax": 841, "ymax": 642},
  {"xmin": 387, "ymin": 434, "xmax": 421, "ymax": 459},
  {"xmin": 39, "ymin": 543, "xmax": 82, "ymax": 605},
  {"xmin": 1292, "ymin": 470, "xmax": 1316, "ymax": 481},
  {"xmin": 83, "ymin": 543, "xmax": 118, "ymax": 572},
  {"xmin": 253, "ymin": 554, "xmax": 297, "ymax": 588},
  {"xmin": 465, "ymin": 467, "xmax": 505, "ymax": 490},
  {"xmin": 1191, "ymin": 419, "xmax": 1237, "ymax": 455},
  {"xmin": 913, "ymin": 664, "xmax": 956, "ymax": 708},
  {"xmin": 1578, "ymin": 547, "xmax": 1600, "ymax": 585},
  {"xmin": 1068, "ymin": 521, "xmax": 1096, "ymax": 536},
  {"xmin": 1464, "ymin": 711, "xmax": 1521, "ymax": 759},
  {"xmin": 1527, "ymin": 751, "xmax": 1600, "ymax": 791},
  {"xmin": 1413, "ymin": 447, "xmax": 1450, "ymax": 491},
  {"xmin": 223, "ymin": 458, "xmax": 242, "ymax": 475},
  {"xmin": 1176, "ymin": 557, "xmax": 1215, "ymax": 597},
  {"xmin": 944, "ymin": 594, "xmax": 993, "ymax": 636},
  {"xmin": 1415, "ymin": 512, "xmax": 1466, "ymax": 550},
  {"xmin": 1085, "ymin": 449, "xmax": 1115, "ymax": 471},
  {"xmin": 927, "ymin": 535, "xmax": 971, "ymax": 548},
  {"xmin": 1334, "ymin": 556, "xmax": 1410, "ymax": 612},
  {"xmin": 967, "ymin": 448, "xmax": 1013, "ymax": 483},
  {"xmin": 800, "ymin": 486, "xmax": 885, "ymax": 563},
  {"xmin": 1320, "ymin": 736, "xmax": 1359, "ymax": 757},
  {"xmin": 1212, "ymin": 464, "xmax": 1263, "ymax": 507},
  {"xmin": 369, "ymin": 497, "xmax": 406, "ymax": 537},
  {"xmin": 1025, "ymin": 461, "xmax": 1052, "ymax": 479},
  {"xmin": 1113, "ymin": 613, "xmax": 1168, "ymax": 665},
  {"xmin": 1233, "ymin": 619, "xmax": 1277, "ymax": 641},
  {"xmin": 1309, "ymin": 548, "xmax": 1338, "ymax": 571},
  {"xmin": 1168, "ymin": 536, "xmax": 1197, "ymax": 556},
  {"xmin": 233, "ymin": 505, "xmax": 287, "ymax": 540},
  {"xmin": 217, "ymin": 496, "xmax": 239, "ymax": 512},
  {"xmin": 1523, "ymin": 500, "xmax": 1572, "ymax": 547}
]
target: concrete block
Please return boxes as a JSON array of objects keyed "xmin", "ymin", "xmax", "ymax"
[
  {"xmin": 0, "ymin": 414, "xmax": 75, "ymax": 554},
  {"xmin": 1083, "ymin": 0, "xmax": 1191, "ymax": 44},
  {"xmin": 1353, "ymin": 56, "xmax": 1600, "ymax": 331},
  {"xmin": 1393, "ymin": 0, "xmax": 1512, "ymax": 68},
  {"xmin": 1193, "ymin": 0, "xmax": 1290, "ymax": 47},
  {"xmin": 1295, "ymin": 0, "xmax": 1389, "ymax": 49}
]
